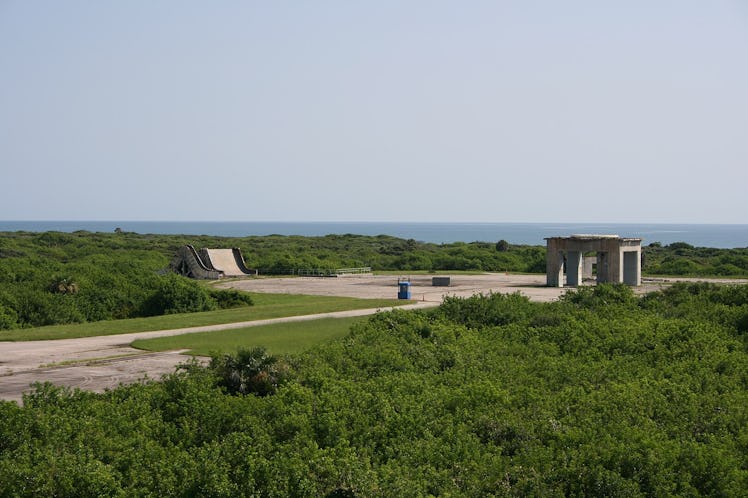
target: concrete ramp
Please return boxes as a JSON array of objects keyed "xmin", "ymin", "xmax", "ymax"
[
  {"xmin": 169, "ymin": 245, "xmax": 223, "ymax": 279},
  {"xmin": 203, "ymin": 248, "xmax": 256, "ymax": 277}
]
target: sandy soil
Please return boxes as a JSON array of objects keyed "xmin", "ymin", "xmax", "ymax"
[{"xmin": 2, "ymin": 273, "xmax": 743, "ymax": 404}]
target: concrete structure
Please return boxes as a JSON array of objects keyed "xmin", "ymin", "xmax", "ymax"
[
  {"xmin": 170, "ymin": 246, "xmax": 257, "ymax": 279},
  {"xmin": 546, "ymin": 235, "xmax": 642, "ymax": 287},
  {"xmin": 170, "ymin": 245, "xmax": 223, "ymax": 279},
  {"xmin": 201, "ymin": 248, "xmax": 257, "ymax": 277}
]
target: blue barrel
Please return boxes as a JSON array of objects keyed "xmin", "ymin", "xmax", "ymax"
[{"xmin": 397, "ymin": 281, "xmax": 411, "ymax": 300}]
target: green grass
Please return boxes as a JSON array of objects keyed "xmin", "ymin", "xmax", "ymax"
[
  {"xmin": 132, "ymin": 316, "xmax": 364, "ymax": 356},
  {"xmin": 0, "ymin": 294, "xmax": 406, "ymax": 341}
]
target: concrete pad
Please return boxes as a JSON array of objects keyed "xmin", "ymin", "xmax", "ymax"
[{"xmin": 219, "ymin": 273, "xmax": 570, "ymax": 303}]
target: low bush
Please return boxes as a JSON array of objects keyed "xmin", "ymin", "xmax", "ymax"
[
  {"xmin": 139, "ymin": 274, "xmax": 217, "ymax": 316},
  {"xmin": 209, "ymin": 288, "xmax": 254, "ymax": 309}
]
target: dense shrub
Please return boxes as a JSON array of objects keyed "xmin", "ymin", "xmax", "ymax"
[
  {"xmin": 560, "ymin": 282, "xmax": 638, "ymax": 309},
  {"xmin": 0, "ymin": 304, "xmax": 17, "ymax": 330},
  {"xmin": 140, "ymin": 274, "xmax": 217, "ymax": 316},
  {"xmin": 643, "ymin": 242, "xmax": 748, "ymax": 276},
  {"xmin": 209, "ymin": 288, "xmax": 254, "ymax": 309},
  {"xmin": 2, "ymin": 285, "xmax": 748, "ymax": 495},
  {"xmin": 437, "ymin": 292, "xmax": 535, "ymax": 328}
]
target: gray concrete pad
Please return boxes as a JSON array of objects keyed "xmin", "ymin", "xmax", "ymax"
[{"xmin": 220, "ymin": 273, "xmax": 570, "ymax": 303}]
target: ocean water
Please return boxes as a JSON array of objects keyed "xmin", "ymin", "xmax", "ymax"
[{"xmin": 1, "ymin": 221, "xmax": 747, "ymax": 248}]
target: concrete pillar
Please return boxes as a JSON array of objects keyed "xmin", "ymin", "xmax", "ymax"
[
  {"xmin": 546, "ymin": 251, "xmax": 564, "ymax": 287},
  {"xmin": 596, "ymin": 252, "xmax": 608, "ymax": 283},
  {"xmin": 623, "ymin": 250, "xmax": 641, "ymax": 286},
  {"xmin": 605, "ymin": 240, "xmax": 623, "ymax": 284},
  {"xmin": 566, "ymin": 251, "xmax": 583, "ymax": 286},
  {"xmin": 546, "ymin": 239, "xmax": 564, "ymax": 287},
  {"xmin": 583, "ymin": 256, "xmax": 595, "ymax": 280}
]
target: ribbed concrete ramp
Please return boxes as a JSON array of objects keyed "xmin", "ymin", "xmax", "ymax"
[
  {"xmin": 170, "ymin": 245, "xmax": 223, "ymax": 279},
  {"xmin": 204, "ymin": 248, "xmax": 255, "ymax": 277}
]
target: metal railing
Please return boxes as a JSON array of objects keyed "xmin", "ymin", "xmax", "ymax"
[
  {"xmin": 335, "ymin": 267, "xmax": 372, "ymax": 275},
  {"xmin": 259, "ymin": 267, "xmax": 373, "ymax": 277},
  {"xmin": 295, "ymin": 267, "xmax": 372, "ymax": 277}
]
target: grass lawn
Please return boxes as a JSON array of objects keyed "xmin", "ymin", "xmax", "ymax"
[
  {"xmin": 0, "ymin": 293, "xmax": 406, "ymax": 341},
  {"xmin": 132, "ymin": 316, "xmax": 365, "ymax": 356}
]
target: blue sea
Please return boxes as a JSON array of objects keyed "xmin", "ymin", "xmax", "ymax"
[{"xmin": 0, "ymin": 221, "xmax": 746, "ymax": 248}]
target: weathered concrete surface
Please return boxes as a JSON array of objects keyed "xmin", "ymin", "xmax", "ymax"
[
  {"xmin": 0, "ymin": 351, "xmax": 195, "ymax": 405},
  {"xmin": 220, "ymin": 273, "xmax": 570, "ymax": 303},
  {"xmin": 203, "ymin": 248, "xmax": 256, "ymax": 277},
  {"xmin": 0, "ymin": 303, "xmax": 434, "ymax": 404},
  {"xmin": 170, "ymin": 245, "xmax": 222, "ymax": 279},
  {"xmin": 546, "ymin": 235, "xmax": 642, "ymax": 287}
]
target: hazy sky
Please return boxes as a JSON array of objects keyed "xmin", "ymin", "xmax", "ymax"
[{"xmin": 1, "ymin": 1, "xmax": 746, "ymax": 223}]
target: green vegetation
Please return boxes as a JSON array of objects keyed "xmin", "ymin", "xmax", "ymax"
[
  {"xmin": 0, "ymin": 294, "xmax": 403, "ymax": 341},
  {"xmin": 1, "ymin": 229, "xmax": 747, "ymax": 332},
  {"xmin": 242, "ymin": 236, "xmax": 547, "ymax": 274},
  {"xmin": 1, "ymin": 282, "xmax": 746, "ymax": 495},
  {"xmin": 0, "ymin": 230, "xmax": 545, "ymax": 331},
  {"xmin": 643, "ymin": 241, "xmax": 748, "ymax": 277},
  {"xmin": 210, "ymin": 347, "xmax": 290, "ymax": 397},
  {"xmin": 0, "ymin": 231, "xmax": 255, "ymax": 330},
  {"xmin": 132, "ymin": 316, "xmax": 367, "ymax": 356}
]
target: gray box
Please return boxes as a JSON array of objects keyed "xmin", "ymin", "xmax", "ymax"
[{"xmin": 432, "ymin": 276, "xmax": 451, "ymax": 287}]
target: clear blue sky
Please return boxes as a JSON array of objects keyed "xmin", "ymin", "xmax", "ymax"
[{"xmin": 1, "ymin": 1, "xmax": 746, "ymax": 223}]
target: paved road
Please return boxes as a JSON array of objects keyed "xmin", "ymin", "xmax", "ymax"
[{"xmin": 0, "ymin": 303, "xmax": 435, "ymax": 404}]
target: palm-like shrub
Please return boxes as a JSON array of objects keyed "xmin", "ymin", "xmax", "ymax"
[
  {"xmin": 49, "ymin": 277, "xmax": 79, "ymax": 295},
  {"xmin": 210, "ymin": 347, "xmax": 288, "ymax": 396}
]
